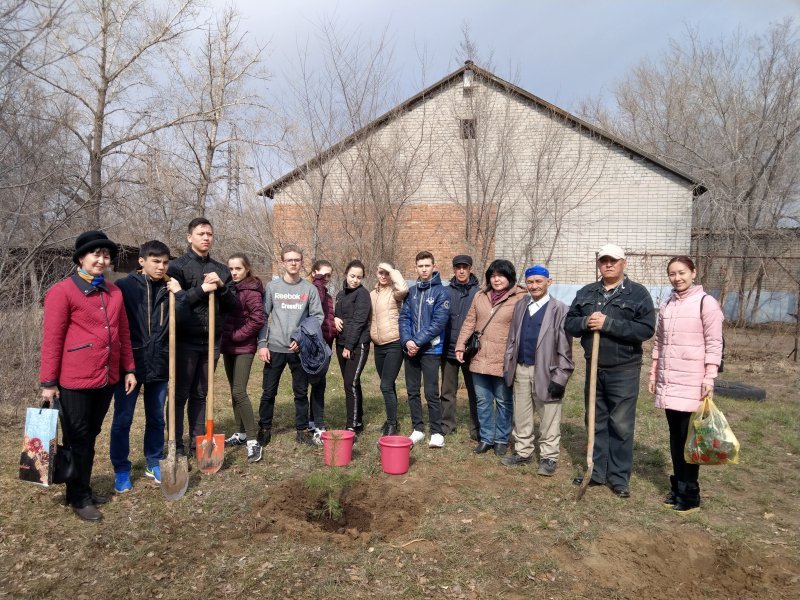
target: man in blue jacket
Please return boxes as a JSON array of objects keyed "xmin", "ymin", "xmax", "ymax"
[{"xmin": 399, "ymin": 251, "xmax": 450, "ymax": 448}]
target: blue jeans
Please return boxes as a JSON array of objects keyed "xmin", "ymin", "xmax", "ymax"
[
  {"xmin": 110, "ymin": 381, "xmax": 167, "ymax": 472},
  {"xmin": 472, "ymin": 373, "xmax": 513, "ymax": 445}
]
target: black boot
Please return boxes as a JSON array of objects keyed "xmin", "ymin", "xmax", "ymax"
[
  {"xmin": 673, "ymin": 481, "xmax": 701, "ymax": 513},
  {"xmin": 663, "ymin": 475, "xmax": 678, "ymax": 508}
]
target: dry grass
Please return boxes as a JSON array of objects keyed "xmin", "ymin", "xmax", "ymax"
[{"xmin": 0, "ymin": 327, "xmax": 798, "ymax": 599}]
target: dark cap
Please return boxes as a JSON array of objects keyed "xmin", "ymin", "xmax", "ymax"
[
  {"xmin": 72, "ymin": 230, "xmax": 118, "ymax": 264},
  {"xmin": 452, "ymin": 254, "xmax": 473, "ymax": 267}
]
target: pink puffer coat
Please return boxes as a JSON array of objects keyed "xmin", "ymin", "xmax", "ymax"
[{"xmin": 649, "ymin": 285, "xmax": 724, "ymax": 412}]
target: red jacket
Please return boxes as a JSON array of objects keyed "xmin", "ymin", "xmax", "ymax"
[
  {"xmin": 40, "ymin": 275, "xmax": 135, "ymax": 389},
  {"xmin": 220, "ymin": 277, "xmax": 266, "ymax": 355},
  {"xmin": 312, "ymin": 275, "xmax": 337, "ymax": 345}
]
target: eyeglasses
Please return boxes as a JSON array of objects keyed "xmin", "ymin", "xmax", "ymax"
[{"xmin": 284, "ymin": 258, "xmax": 302, "ymax": 264}]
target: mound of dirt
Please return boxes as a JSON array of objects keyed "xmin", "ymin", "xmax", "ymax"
[
  {"xmin": 579, "ymin": 529, "xmax": 798, "ymax": 599},
  {"xmin": 248, "ymin": 474, "xmax": 424, "ymax": 547}
]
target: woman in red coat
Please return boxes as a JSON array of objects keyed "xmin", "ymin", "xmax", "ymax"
[
  {"xmin": 220, "ymin": 253, "xmax": 266, "ymax": 463},
  {"xmin": 40, "ymin": 231, "xmax": 136, "ymax": 522}
]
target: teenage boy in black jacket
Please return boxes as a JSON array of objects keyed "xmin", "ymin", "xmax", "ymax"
[
  {"xmin": 110, "ymin": 240, "xmax": 181, "ymax": 492},
  {"xmin": 167, "ymin": 218, "xmax": 237, "ymax": 458}
]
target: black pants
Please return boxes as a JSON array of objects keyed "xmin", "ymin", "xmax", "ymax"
[
  {"xmin": 585, "ymin": 366, "xmax": 640, "ymax": 487},
  {"xmin": 308, "ymin": 347, "xmax": 331, "ymax": 428},
  {"xmin": 59, "ymin": 386, "xmax": 113, "ymax": 507},
  {"xmin": 404, "ymin": 353, "xmax": 443, "ymax": 435},
  {"xmin": 337, "ymin": 343, "xmax": 370, "ymax": 429},
  {"xmin": 258, "ymin": 351, "xmax": 310, "ymax": 431},
  {"xmin": 666, "ymin": 408, "xmax": 699, "ymax": 484},
  {"xmin": 374, "ymin": 341, "xmax": 403, "ymax": 425},
  {"xmin": 440, "ymin": 357, "xmax": 479, "ymax": 437},
  {"xmin": 174, "ymin": 342, "xmax": 218, "ymax": 454}
]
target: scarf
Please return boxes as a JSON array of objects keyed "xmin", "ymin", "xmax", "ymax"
[{"xmin": 77, "ymin": 268, "xmax": 105, "ymax": 288}]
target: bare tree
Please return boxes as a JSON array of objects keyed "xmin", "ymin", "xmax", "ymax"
[
  {"xmin": 20, "ymin": 0, "xmax": 208, "ymax": 227},
  {"xmin": 272, "ymin": 19, "xmax": 434, "ymax": 273},
  {"xmin": 172, "ymin": 3, "xmax": 272, "ymax": 216},
  {"xmin": 581, "ymin": 19, "xmax": 800, "ymax": 324}
]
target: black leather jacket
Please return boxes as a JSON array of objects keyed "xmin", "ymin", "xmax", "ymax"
[{"xmin": 565, "ymin": 276, "xmax": 655, "ymax": 369}]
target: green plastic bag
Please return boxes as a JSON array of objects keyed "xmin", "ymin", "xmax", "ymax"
[{"xmin": 684, "ymin": 396, "xmax": 740, "ymax": 465}]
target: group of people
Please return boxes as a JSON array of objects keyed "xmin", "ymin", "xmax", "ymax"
[{"xmin": 40, "ymin": 220, "xmax": 724, "ymax": 522}]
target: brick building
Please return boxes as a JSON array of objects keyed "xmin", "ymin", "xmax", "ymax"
[{"xmin": 259, "ymin": 62, "xmax": 704, "ymax": 288}]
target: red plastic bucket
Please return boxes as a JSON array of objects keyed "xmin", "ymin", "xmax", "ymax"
[
  {"xmin": 378, "ymin": 435, "xmax": 413, "ymax": 475},
  {"xmin": 321, "ymin": 430, "xmax": 356, "ymax": 467}
]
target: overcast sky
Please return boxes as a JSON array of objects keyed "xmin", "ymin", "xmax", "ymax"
[{"xmin": 236, "ymin": 0, "xmax": 799, "ymax": 113}]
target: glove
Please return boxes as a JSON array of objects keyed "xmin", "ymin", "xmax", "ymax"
[{"xmin": 547, "ymin": 381, "xmax": 565, "ymax": 399}]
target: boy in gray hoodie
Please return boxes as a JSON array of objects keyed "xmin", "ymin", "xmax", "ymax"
[{"xmin": 257, "ymin": 245, "xmax": 323, "ymax": 446}]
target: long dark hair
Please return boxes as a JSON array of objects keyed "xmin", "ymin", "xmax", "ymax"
[
  {"xmin": 484, "ymin": 259, "xmax": 516, "ymax": 291},
  {"xmin": 228, "ymin": 253, "xmax": 260, "ymax": 284}
]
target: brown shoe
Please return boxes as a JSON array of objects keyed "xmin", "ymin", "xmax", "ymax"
[{"xmin": 73, "ymin": 503, "xmax": 103, "ymax": 522}]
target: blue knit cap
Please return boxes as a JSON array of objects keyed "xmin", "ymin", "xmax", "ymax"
[{"xmin": 524, "ymin": 265, "xmax": 549, "ymax": 279}]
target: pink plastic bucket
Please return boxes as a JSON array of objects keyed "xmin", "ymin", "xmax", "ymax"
[
  {"xmin": 321, "ymin": 430, "xmax": 356, "ymax": 467},
  {"xmin": 378, "ymin": 435, "xmax": 413, "ymax": 475}
]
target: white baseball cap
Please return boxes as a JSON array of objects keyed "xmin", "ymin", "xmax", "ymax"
[{"xmin": 597, "ymin": 244, "xmax": 626, "ymax": 260}]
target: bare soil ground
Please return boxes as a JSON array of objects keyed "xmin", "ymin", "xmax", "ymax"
[{"xmin": 0, "ymin": 327, "xmax": 798, "ymax": 599}]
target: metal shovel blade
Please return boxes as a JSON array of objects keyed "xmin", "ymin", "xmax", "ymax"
[
  {"xmin": 195, "ymin": 433, "xmax": 225, "ymax": 474},
  {"xmin": 160, "ymin": 440, "xmax": 189, "ymax": 501}
]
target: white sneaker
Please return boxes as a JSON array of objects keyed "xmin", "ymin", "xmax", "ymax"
[
  {"xmin": 428, "ymin": 433, "xmax": 445, "ymax": 448},
  {"xmin": 312, "ymin": 427, "xmax": 326, "ymax": 447},
  {"xmin": 409, "ymin": 430, "xmax": 425, "ymax": 445}
]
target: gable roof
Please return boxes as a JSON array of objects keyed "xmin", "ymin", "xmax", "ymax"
[{"xmin": 259, "ymin": 61, "xmax": 706, "ymax": 198}]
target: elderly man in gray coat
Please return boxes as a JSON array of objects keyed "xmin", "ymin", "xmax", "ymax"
[{"xmin": 502, "ymin": 265, "xmax": 574, "ymax": 475}]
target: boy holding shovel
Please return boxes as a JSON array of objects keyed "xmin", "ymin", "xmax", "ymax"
[{"xmin": 110, "ymin": 240, "xmax": 181, "ymax": 492}]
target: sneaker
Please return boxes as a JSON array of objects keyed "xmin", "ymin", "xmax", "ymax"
[
  {"xmin": 409, "ymin": 430, "xmax": 425, "ymax": 445},
  {"xmin": 246, "ymin": 441, "xmax": 263, "ymax": 463},
  {"xmin": 346, "ymin": 427, "xmax": 359, "ymax": 443},
  {"xmin": 537, "ymin": 458, "xmax": 557, "ymax": 477},
  {"xmin": 312, "ymin": 427, "xmax": 326, "ymax": 447},
  {"xmin": 257, "ymin": 427, "xmax": 271, "ymax": 446},
  {"xmin": 428, "ymin": 433, "xmax": 445, "ymax": 448},
  {"xmin": 225, "ymin": 432, "xmax": 247, "ymax": 447},
  {"xmin": 144, "ymin": 465, "xmax": 161, "ymax": 484},
  {"xmin": 296, "ymin": 429, "xmax": 316, "ymax": 446},
  {"xmin": 114, "ymin": 471, "xmax": 132, "ymax": 493}
]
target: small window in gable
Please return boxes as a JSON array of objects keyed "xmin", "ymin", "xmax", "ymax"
[{"xmin": 460, "ymin": 118, "xmax": 476, "ymax": 140}]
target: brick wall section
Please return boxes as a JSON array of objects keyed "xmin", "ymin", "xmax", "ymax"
[
  {"xmin": 269, "ymin": 75, "xmax": 696, "ymax": 286},
  {"xmin": 272, "ymin": 201, "xmax": 494, "ymax": 279}
]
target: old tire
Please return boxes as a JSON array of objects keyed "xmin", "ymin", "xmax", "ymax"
[{"xmin": 714, "ymin": 379, "xmax": 767, "ymax": 401}]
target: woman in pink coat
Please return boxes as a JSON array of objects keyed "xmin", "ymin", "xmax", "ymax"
[{"xmin": 648, "ymin": 256, "xmax": 723, "ymax": 513}]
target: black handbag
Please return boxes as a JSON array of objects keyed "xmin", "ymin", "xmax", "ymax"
[
  {"xmin": 463, "ymin": 331, "xmax": 481, "ymax": 359},
  {"xmin": 46, "ymin": 398, "xmax": 78, "ymax": 484},
  {"xmin": 462, "ymin": 298, "xmax": 508, "ymax": 360},
  {"xmin": 52, "ymin": 445, "xmax": 76, "ymax": 484}
]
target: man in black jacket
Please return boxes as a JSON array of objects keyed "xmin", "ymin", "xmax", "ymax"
[
  {"xmin": 110, "ymin": 240, "xmax": 181, "ymax": 491},
  {"xmin": 565, "ymin": 244, "xmax": 655, "ymax": 498},
  {"xmin": 440, "ymin": 255, "xmax": 480, "ymax": 440},
  {"xmin": 167, "ymin": 218, "xmax": 237, "ymax": 458}
]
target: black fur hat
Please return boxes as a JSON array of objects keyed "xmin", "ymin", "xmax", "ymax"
[{"xmin": 72, "ymin": 230, "xmax": 118, "ymax": 264}]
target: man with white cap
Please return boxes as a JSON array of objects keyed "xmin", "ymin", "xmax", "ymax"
[
  {"xmin": 565, "ymin": 244, "xmax": 655, "ymax": 498},
  {"xmin": 502, "ymin": 265, "xmax": 574, "ymax": 475}
]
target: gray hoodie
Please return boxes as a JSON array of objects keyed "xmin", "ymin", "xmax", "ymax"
[{"xmin": 257, "ymin": 277, "xmax": 324, "ymax": 353}]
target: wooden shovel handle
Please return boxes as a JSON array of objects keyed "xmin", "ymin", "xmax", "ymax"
[
  {"xmin": 168, "ymin": 290, "xmax": 176, "ymax": 442},
  {"xmin": 585, "ymin": 331, "xmax": 600, "ymax": 468},
  {"xmin": 207, "ymin": 292, "xmax": 215, "ymax": 422}
]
